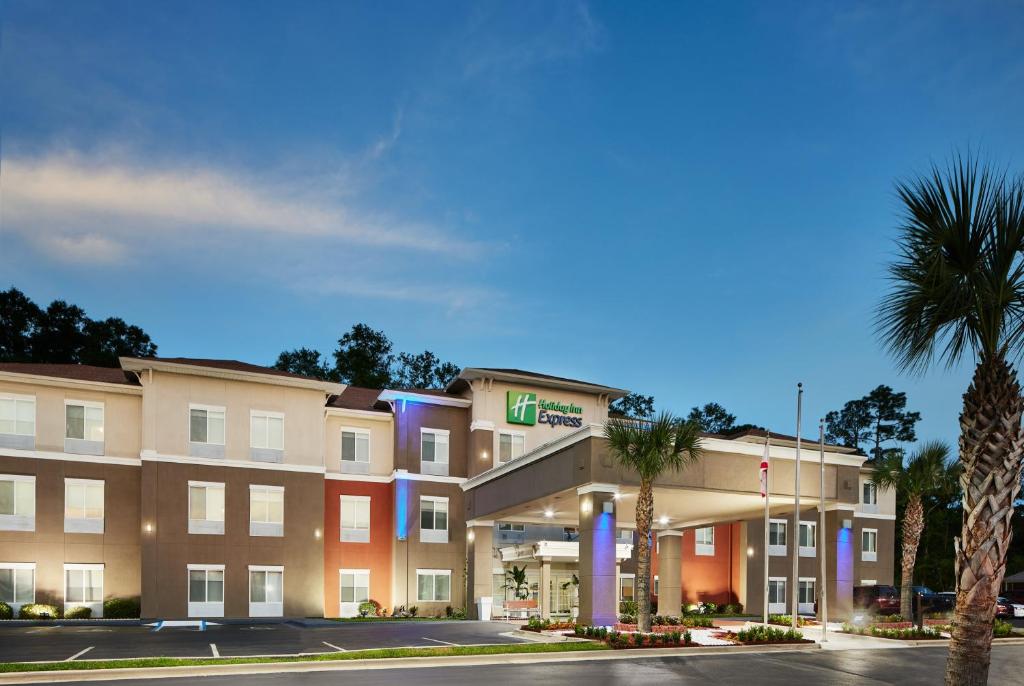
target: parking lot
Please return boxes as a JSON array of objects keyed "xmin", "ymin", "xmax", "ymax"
[{"xmin": 0, "ymin": 620, "xmax": 527, "ymax": 663}]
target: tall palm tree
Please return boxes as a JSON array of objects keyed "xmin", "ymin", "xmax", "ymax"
[
  {"xmin": 604, "ymin": 412, "xmax": 703, "ymax": 632},
  {"xmin": 872, "ymin": 441, "xmax": 961, "ymax": 619},
  {"xmin": 877, "ymin": 154, "xmax": 1024, "ymax": 686}
]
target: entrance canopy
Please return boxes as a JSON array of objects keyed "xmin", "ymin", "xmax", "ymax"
[{"xmin": 499, "ymin": 540, "xmax": 634, "ymax": 564}]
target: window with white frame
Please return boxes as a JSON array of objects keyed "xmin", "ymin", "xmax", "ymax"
[
  {"xmin": 64, "ymin": 564, "xmax": 103, "ymax": 617},
  {"xmin": 416, "ymin": 569, "xmax": 451, "ymax": 602},
  {"xmin": 768, "ymin": 577, "xmax": 787, "ymax": 614},
  {"xmin": 248, "ymin": 566, "xmax": 283, "ymax": 617},
  {"xmin": 654, "ymin": 575, "xmax": 659, "ymax": 596},
  {"xmin": 249, "ymin": 485, "xmax": 283, "ymax": 537},
  {"xmin": 189, "ymin": 405, "xmax": 225, "ymax": 458},
  {"xmin": 339, "ymin": 569, "xmax": 370, "ymax": 617},
  {"xmin": 0, "ymin": 563, "xmax": 35, "ymax": 612},
  {"xmin": 498, "ymin": 523, "xmax": 525, "ymax": 532},
  {"xmin": 419, "ymin": 496, "xmax": 448, "ymax": 543},
  {"xmin": 617, "ymin": 528, "xmax": 633, "ymax": 544},
  {"xmin": 65, "ymin": 400, "xmax": 104, "ymax": 455},
  {"xmin": 498, "ymin": 431, "xmax": 525, "ymax": 463},
  {"xmin": 0, "ymin": 474, "xmax": 35, "ymax": 531},
  {"xmin": 64, "ymin": 478, "xmax": 104, "ymax": 534},
  {"xmin": 798, "ymin": 578, "xmax": 816, "ymax": 614},
  {"xmin": 188, "ymin": 564, "xmax": 224, "ymax": 617},
  {"xmin": 862, "ymin": 528, "xmax": 878, "ymax": 562},
  {"xmin": 0, "ymin": 395, "xmax": 35, "ymax": 449},
  {"xmin": 799, "ymin": 521, "xmax": 817, "ymax": 557},
  {"xmin": 695, "ymin": 526, "xmax": 715, "ymax": 556},
  {"xmin": 250, "ymin": 411, "xmax": 284, "ymax": 461},
  {"xmin": 341, "ymin": 495, "xmax": 370, "ymax": 542},
  {"xmin": 341, "ymin": 427, "xmax": 370, "ymax": 473},
  {"xmin": 862, "ymin": 481, "xmax": 877, "ymax": 505},
  {"xmin": 189, "ymin": 481, "xmax": 225, "ymax": 535},
  {"xmin": 420, "ymin": 428, "xmax": 449, "ymax": 476},
  {"xmin": 768, "ymin": 519, "xmax": 787, "ymax": 556},
  {"xmin": 619, "ymin": 574, "xmax": 635, "ymax": 602}
]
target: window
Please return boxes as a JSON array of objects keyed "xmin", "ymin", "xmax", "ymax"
[
  {"xmin": 341, "ymin": 428, "xmax": 370, "ymax": 473},
  {"xmin": 498, "ymin": 431, "xmax": 525, "ymax": 463},
  {"xmin": 798, "ymin": 578, "xmax": 816, "ymax": 614},
  {"xmin": 617, "ymin": 528, "xmax": 633, "ymax": 544},
  {"xmin": 654, "ymin": 576, "xmax": 659, "ymax": 596},
  {"xmin": 189, "ymin": 405, "xmax": 225, "ymax": 458},
  {"xmin": 0, "ymin": 474, "xmax": 34, "ymax": 531},
  {"xmin": 0, "ymin": 563, "xmax": 35, "ymax": 611},
  {"xmin": 250, "ymin": 411, "xmax": 284, "ymax": 462},
  {"xmin": 619, "ymin": 574, "xmax": 635, "ymax": 602},
  {"xmin": 416, "ymin": 569, "xmax": 451, "ymax": 602},
  {"xmin": 0, "ymin": 395, "xmax": 35, "ymax": 449},
  {"xmin": 695, "ymin": 527, "xmax": 715, "ymax": 556},
  {"xmin": 65, "ymin": 401, "xmax": 104, "ymax": 455},
  {"xmin": 340, "ymin": 495, "xmax": 370, "ymax": 543},
  {"xmin": 64, "ymin": 479, "xmax": 104, "ymax": 534},
  {"xmin": 862, "ymin": 528, "xmax": 878, "ymax": 562},
  {"xmin": 419, "ymin": 496, "xmax": 448, "ymax": 543},
  {"xmin": 768, "ymin": 519, "xmax": 787, "ymax": 556},
  {"xmin": 249, "ymin": 566, "xmax": 283, "ymax": 617},
  {"xmin": 65, "ymin": 564, "xmax": 103, "ymax": 617},
  {"xmin": 564, "ymin": 527, "xmax": 579, "ymax": 541},
  {"xmin": 498, "ymin": 523, "xmax": 525, "ymax": 532},
  {"xmin": 188, "ymin": 564, "xmax": 224, "ymax": 617},
  {"xmin": 420, "ymin": 428, "xmax": 449, "ymax": 476},
  {"xmin": 249, "ymin": 485, "xmax": 283, "ymax": 537},
  {"xmin": 861, "ymin": 579, "xmax": 877, "ymax": 586},
  {"xmin": 768, "ymin": 577, "xmax": 787, "ymax": 614},
  {"xmin": 189, "ymin": 481, "xmax": 225, "ymax": 535},
  {"xmin": 799, "ymin": 522, "xmax": 817, "ymax": 557},
  {"xmin": 862, "ymin": 481, "xmax": 877, "ymax": 505},
  {"xmin": 339, "ymin": 569, "xmax": 370, "ymax": 617}
]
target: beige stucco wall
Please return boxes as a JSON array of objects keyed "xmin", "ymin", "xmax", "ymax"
[
  {"xmin": 140, "ymin": 371, "xmax": 327, "ymax": 468},
  {"xmin": 0, "ymin": 379, "xmax": 142, "ymax": 459},
  {"xmin": 324, "ymin": 413, "xmax": 394, "ymax": 476},
  {"xmin": 466, "ymin": 380, "xmax": 609, "ymax": 470}
]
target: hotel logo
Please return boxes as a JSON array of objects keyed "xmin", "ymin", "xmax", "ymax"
[{"xmin": 507, "ymin": 391, "xmax": 538, "ymax": 425}]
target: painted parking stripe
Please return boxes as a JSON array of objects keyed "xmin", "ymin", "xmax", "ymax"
[
  {"xmin": 210, "ymin": 643, "xmax": 220, "ymax": 658},
  {"xmin": 421, "ymin": 637, "xmax": 459, "ymax": 646},
  {"xmin": 65, "ymin": 647, "xmax": 93, "ymax": 662},
  {"xmin": 321, "ymin": 641, "xmax": 346, "ymax": 652}
]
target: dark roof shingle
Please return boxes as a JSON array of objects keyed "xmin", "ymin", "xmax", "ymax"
[
  {"xmin": 140, "ymin": 357, "xmax": 327, "ymax": 382},
  {"xmin": 327, "ymin": 386, "xmax": 390, "ymax": 413},
  {"xmin": 0, "ymin": 363, "xmax": 140, "ymax": 386}
]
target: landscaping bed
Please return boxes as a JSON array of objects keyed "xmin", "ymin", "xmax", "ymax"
[
  {"xmin": 521, "ymin": 618, "xmax": 575, "ymax": 632},
  {"xmin": 574, "ymin": 625, "xmax": 694, "ymax": 648},
  {"xmin": 841, "ymin": 623, "xmax": 945, "ymax": 640},
  {"xmin": 766, "ymin": 614, "xmax": 817, "ymax": 627},
  {"xmin": 721, "ymin": 625, "xmax": 811, "ymax": 646}
]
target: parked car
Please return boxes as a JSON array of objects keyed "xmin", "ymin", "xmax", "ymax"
[
  {"xmin": 933, "ymin": 592, "xmax": 957, "ymax": 612},
  {"xmin": 853, "ymin": 585, "xmax": 900, "ymax": 614},
  {"xmin": 997, "ymin": 597, "xmax": 1024, "ymax": 619}
]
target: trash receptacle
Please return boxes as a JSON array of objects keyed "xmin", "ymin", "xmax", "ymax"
[{"xmin": 477, "ymin": 597, "xmax": 493, "ymax": 621}]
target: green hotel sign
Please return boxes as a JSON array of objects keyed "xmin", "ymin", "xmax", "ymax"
[{"xmin": 507, "ymin": 391, "xmax": 583, "ymax": 428}]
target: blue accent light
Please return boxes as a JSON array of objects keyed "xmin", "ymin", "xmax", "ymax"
[{"xmin": 395, "ymin": 475, "xmax": 409, "ymax": 541}]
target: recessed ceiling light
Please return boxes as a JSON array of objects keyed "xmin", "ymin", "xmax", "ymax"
[
  {"xmin": 658, "ymin": 516, "xmax": 669, "ymax": 526},
  {"xmin": 544, "ymin": 509, "xmax": 555, "ymax": 518}
]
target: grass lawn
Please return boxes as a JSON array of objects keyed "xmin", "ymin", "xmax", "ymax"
[{"xmin": 0, "ymin": 642, "xmax": 610, "ymax": 673}]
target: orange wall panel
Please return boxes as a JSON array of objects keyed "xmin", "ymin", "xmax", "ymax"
[{"xmin": 323, "ymin": 480, "xmax": 394, "ymax": 616}]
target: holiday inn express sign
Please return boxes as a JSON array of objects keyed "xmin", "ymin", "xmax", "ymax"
[{"xmin": 506, "ymin": 391, "xmax": 584, "ymax": 428}]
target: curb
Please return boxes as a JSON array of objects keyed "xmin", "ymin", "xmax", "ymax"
[{"xmin": 0, "ymin": 642, "xmax": 822, "ymax": 684}]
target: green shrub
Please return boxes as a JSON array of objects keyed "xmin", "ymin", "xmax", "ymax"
[
  {"xmin": 0, "ymin": 602, "xmax": 12, "ymax": 620},
  {"xmin": 619, "ymin": 600, "xmax": 638, "ymax": 616},
  {"xmin": 103, "ymin": 597, "xmax": 140, "ymax": 619},
  {"xmin": 683, "ymin": 629, "xmax": 692, "ymax": 644},
  {"xmin": 653, "ymin": 614, "xmax": 665, "ymax": 625},
  {"xmin": 64, "ymin": 606, "xmax": 92, "ymax": 619},
  {"xmin": 736, "ymin": 624, "xmax": 802, "ymax": 643},
  {"xmin": 618, "ymin": 613, "xmax": 637, "ymax": 624},
  {"xmin": 359, "ymin": 599, "xmax": 382, "ymax": 617},
  {"xmin": 18, "ymin": 604, "xmax": 60, "ymax": 619},
  {"xmin": 721, "ymin": 603, "xmax": 743, "ymax": 615},
  {"xmin": 632, "ymin": 632, "xmax": 645, "ymax": 646},
  {"xmin": 681, "ymin": 615, "xmax": 713, "ymax": 628},
  {"xmin": 868, "ymin": 626, "xmax": 940, "ymax": 640},
  {"xmin": 994, "ymin": 620, "xmax": 1013, "ymax": 638}
]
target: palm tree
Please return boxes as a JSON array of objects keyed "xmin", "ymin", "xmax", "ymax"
[
  {"xmin": 871, "ymin": 441, "xmax": 961, "ymax": 619},
  {"xmin": 503, "ymin": 564, "xmax": 529, "ymax": 601},
  {"xmin": 604, "ymin": 412, "xmax": 703, "ymax": 632},
  {"xmin": 877, "ymin": 153, "xmax": 1024, "ymax": 686}
]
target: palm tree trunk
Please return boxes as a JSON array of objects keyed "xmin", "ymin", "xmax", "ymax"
[
  {"xmin": 899, "ymin": 495, "xmax": 924, "ymax": 619},
  {"xmin": 635, "ymin": 478, "xmax": 654, "ymax": 632},
  {"xmin": 945, "ymin": 354, "xmax": 1024, "ymax": 686}
]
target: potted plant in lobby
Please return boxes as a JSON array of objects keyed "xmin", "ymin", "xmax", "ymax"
[
  {"xmin": 871, "ymin": 441, "xmax": 961, "ymax": 619},
  {"xmin": 605, "ymin": 412, "xmax": 703, "ymax": 632},
  {"xmin": 504, "ymin": 564, "xmax": 530, "ymax": 600},
  {"xmin": 877, "ymin": 152, "xmax": 1024, "ymax": 685},
  {"xmin": 562, "ymin": 573, "xmax": 580, "ymax": 620}
]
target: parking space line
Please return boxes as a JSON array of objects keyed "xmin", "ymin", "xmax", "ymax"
[
  {"xmin": 321, "ymin": 641, "xmax": 346, "ymax": 652},
  {"xmin": 210, "ymin": 643, "xmax": 220, "ymax": 658},
  {"xmin": 65, "ymin": 647, "xmax": 93, "ymax": 662},
  {"xmin": 421, "ymin": 637, "xmax": 459, "ymax": 646}
]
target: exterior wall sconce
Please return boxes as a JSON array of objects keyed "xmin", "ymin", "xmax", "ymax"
[
  {"xmin": 314, "ymin": 528, "xmax": 322, "ymax": 540},
  {"xmin": 747, "ymin": 547, "xmax": 755, "ymax": 557},
  {"xmin": 603, "ymin": 501, "xmax": 615, "ymax": 515},
  {"xmin": 482, "ymin": 451, "xmax": 488, "ymax": 461},
  {"xmin": 144, "ymin": 523, "xmax": 154, "ymax": 534}
]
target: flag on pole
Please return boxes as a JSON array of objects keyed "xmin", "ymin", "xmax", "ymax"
[{"xmin": 760, "ymin": 441, "xmax": 769, "ymax": 498}]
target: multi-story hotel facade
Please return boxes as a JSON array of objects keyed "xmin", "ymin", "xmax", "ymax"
[{"xmin": 0, "ymin": 358, "xmax": 894, "ymax": 621}]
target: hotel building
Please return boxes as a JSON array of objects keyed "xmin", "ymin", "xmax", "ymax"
[{"xmin": 0, "ymin": 358, "xmax": 894, "ymax": 621}]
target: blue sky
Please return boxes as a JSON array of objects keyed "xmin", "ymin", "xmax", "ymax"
[{"xmin": 2, "ymin": 1, "xmax": 1023, "ymax": 449}]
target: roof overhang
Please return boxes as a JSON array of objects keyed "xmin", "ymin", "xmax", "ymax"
[
  {"xmin": 119, "ymin": 358, "xmax": 345, "ymax": 394},
  {"xmin": 0, "ymin": 370, "xmax": 142, "ymax": 396},
  {"xmin": 500, "ymin": 540, "xmax": 634, "ymax": 563},
  {"xmin": 448, "ymin": 368, "xmax": 629, "ymax": 400},
  {"xmin": 378, "ymin": 389, "xmax": 472, "ymax": 408}
]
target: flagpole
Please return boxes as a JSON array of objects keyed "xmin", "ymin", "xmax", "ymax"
[
  {"xmin": 818, "ymin": 419, "xmax": 828, "ymax": 642},
  {"xmin": 792, "ymin": 383, "xmax": 802, "ymax": 631},
  {"xmin": 762, "ymin": 432, "xmax": 771, "ymax": 625}
]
